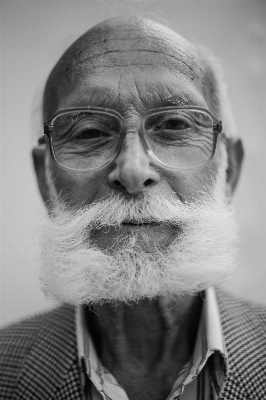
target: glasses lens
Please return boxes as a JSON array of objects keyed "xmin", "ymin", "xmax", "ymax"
[
  {"xmin": 51, "ymin": 111, "xmax": 122, "ymax": 170},
  {"xmin": 144, "ymin": 110, "xmax": 214, "ymax": 169}
]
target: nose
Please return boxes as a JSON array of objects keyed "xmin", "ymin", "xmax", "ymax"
[{"xmin": 108, "ymin": 132, "xmax": 160, "ymax": 195}]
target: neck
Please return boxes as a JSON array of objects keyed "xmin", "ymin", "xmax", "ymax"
[{"xmin": 86, "ymin": 294, "xmax": 202, "ymax": 398}]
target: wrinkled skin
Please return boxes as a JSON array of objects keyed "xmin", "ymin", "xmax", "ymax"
[{"xmin": 33, "ymin": 17, "xmax": 243, "ymax": 400}]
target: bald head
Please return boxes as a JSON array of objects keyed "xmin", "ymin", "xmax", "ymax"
[
  {"xmin": 43, "ymin": 17, "xmax": 207, "ymax": 117},
  {"xmin": 60, "ymin": 17, "xmax": 201, "ymax": 75},
  {"xmin": 43, "ymin": 16, "xmax": 233, "ymax": 137}
]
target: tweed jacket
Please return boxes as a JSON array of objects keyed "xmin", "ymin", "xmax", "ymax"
[{"xmin": 0, "ymin": 289, "xmax": 266, "ymax": 400}]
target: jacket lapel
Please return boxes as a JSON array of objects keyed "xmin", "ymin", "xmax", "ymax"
[{"xmin": 216, "ymin": 288, "xmax": 266, "ymax": 400}]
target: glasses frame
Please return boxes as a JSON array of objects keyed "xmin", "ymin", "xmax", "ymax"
[{"xmin": 41, "ymin": 106, "xmax": 222, "ymax": 172}]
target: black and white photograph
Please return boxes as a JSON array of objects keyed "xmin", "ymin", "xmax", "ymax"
[{"xmin": 1, "ymin": 1, "xmax": 266, "ymax": 399}]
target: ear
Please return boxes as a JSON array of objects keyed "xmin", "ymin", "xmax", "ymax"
[
  {"xmin": 225, "ymin": 138, "xmax": 244, "ymax": 196},
  {"xmin": 32, "ymin": 146, "xmax": 51, "ymax": 208}
]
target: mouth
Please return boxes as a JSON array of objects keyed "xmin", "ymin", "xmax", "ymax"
[
  {"xmin": 90, "ymin": 221, "xmax": 179, "ymax": 251},
  {"xmin": 121, "ymin": 221, "xmax": 161, "ymax": 227}
]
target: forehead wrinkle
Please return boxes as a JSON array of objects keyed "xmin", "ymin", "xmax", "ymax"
[
  {"xmin": 61, "ymin": 22, "xmax": 202, "ymax": 81},
  {"xmin": 76, "ymin": 33, "xmax": 199, "ymax": 61},
  {"xmin": 86, "ymin": 18, "xmax": 197, "ymax": 56},
  {"xmin": 75, "ymin": 50, "xmax": 199, "ymax": 82},
  {"xmin": 66, "ymin": 30, "xmax": 202, "ymax": 84}
]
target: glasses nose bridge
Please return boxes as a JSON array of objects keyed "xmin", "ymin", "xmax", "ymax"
[
  {"xmin": 120, "ymin": 113, "xmax": 146, "ymax": 147},
  {"xmin": 113, "ymin": 114, "xmax": 151, "ymax": 167},
  {"xmin": 122, "ymin": 113, "xmax": 142, "ymax": 133}
]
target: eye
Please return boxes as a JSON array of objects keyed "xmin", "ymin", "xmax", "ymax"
[
  {"xmin": 75, "ymin": 129, "xmax": 109, "ymax": 140},
  {"xmin": 158, "ymin": 118, "xmax": 190, "ymax": 130}
]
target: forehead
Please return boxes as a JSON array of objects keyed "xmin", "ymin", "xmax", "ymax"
[{"xmin": 56, "ymin": 66, "xmax": 207, "ymax": 115}]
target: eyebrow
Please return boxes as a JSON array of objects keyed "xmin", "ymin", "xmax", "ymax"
[{"xmin": 164, "ymin": 93, "xmax": 191, "ymax": 106}]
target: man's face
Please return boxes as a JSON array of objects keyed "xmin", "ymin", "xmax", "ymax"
[
  {"xmin": 48, "ymin": 62, "xmax": 223, "ymax": 251},
  {"xmin": 36, "ymin": 20, "xmax": 238, "ymax": 305}
]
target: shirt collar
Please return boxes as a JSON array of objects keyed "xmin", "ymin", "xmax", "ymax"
[
  {"xmin": 76, "ymin": 287, "xmax": 228, "ymax": 400},
  {"xmin": 168, "ymin": 287, "xmax": 228, "ymax": 399}
]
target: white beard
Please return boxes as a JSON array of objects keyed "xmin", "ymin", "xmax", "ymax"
[{"xmin": 39, "ymin": 161, "xmax": 238, "ymax": 306}]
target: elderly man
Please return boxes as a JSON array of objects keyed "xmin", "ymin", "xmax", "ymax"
[{"xmin": 1, "ymin": 16, "xmax": 265, "ymax": 400}]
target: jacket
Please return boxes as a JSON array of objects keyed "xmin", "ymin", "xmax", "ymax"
[{"xmin": 0, "ymin": 289, "xmax": 266, "ymax": 400}]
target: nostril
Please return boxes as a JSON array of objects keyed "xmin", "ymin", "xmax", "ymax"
[
  {"xmin": 144, "ymin": 179, "xmax": 153, "ymax": 187},
  {"xmin": 113, "ymin": 180, "xmax": 124, "ymax": 189}
]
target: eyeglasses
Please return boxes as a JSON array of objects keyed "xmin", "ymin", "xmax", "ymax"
[{"xmin": 41, "ymin": 106, "xmax": 222, "ymax": 172}]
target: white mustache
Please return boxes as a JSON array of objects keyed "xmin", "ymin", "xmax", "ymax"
[{"xmin": 51, "ymin": 191, "xmax": 217, "ymax": 233}]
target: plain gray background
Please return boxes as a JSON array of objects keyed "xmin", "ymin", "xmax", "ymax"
[{"xmin": 1, "ymin": 0, "xmax": 266, "ymax": 327}]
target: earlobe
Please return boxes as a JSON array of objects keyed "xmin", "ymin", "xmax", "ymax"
[
  {"xmin": 32, "ymin": 147, "xmax": 51, "ymax": 208},
  {"xmin": 226, "ymin": 138, "xmax": 244, "ymax": 196}
]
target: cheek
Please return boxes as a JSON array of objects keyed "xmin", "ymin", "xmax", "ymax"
[
  {"xmin": 163, "ymin": 159, "xmax": 221, "ymax": 203},
  {"xmin": 51, "ymin": 163, "xmax": 106, "ymax": 207}
]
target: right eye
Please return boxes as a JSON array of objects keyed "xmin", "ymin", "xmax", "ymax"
[{"xmin": 75, "ymin": 129, "xmax": 109, "ymax": 140}]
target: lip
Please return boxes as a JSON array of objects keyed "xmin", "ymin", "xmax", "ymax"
[{"xmin": 121, "ymin": 221, "xmax": 161, "ymax": 227}]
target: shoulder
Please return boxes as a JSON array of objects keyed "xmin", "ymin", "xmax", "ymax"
[
  {"xmin": 0, "ymin": 308, "xmax": 54, "ymax": 363},
  {"xmin": 216, "ymin": 287, "xmax": 266, "ymax": 329},
  {"xmin": 0, "ymin": 305, "xmax": 77, "ymax": 399},
  {"xmin": 0, "ymin": 305, "xmax": 74, "ymax": 353}
]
